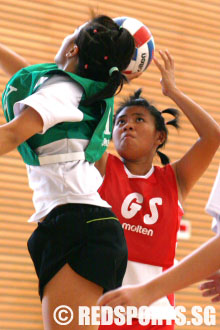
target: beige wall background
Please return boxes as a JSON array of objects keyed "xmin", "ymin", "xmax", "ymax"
[{"xmin": 0, "ymin": 0, "xmax": 219, "ymax": 329}]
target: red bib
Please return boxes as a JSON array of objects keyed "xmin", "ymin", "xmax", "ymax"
[{"xmin": 99, "ymin": 154, "xmax": 183, "ymax": 267}]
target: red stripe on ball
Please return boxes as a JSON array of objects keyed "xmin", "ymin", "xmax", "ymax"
[{"xmin": 133, "ymin": 26, "xmax": 151, "ymax": 48}]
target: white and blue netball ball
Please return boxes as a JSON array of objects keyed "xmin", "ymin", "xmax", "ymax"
[{"xmin": 114, "ymin": 17, "xmax": 155, "ymax": 74}]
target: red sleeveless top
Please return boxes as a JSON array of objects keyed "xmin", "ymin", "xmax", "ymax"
[{"xmin": 99, "ymin": 154, "xmax": 183, "ymax": 267}]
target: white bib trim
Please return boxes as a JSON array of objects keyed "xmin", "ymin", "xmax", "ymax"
[{"xmin": 39, "ymin": 151, "xmax": 85, "ymax": 165}]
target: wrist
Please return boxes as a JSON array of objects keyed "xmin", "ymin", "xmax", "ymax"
[
  {"xmin": 166, "ymin": 87, "xmax": 182, "ymax": 100},
  {"xmin": 142, "ymin": 281, "xmax": 161, "ymax": 306}
]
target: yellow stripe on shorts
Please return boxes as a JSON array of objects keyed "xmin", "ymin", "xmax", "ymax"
[{"xmin": 86, "ymin": 217, "xmax": 118, "ymax": 224}]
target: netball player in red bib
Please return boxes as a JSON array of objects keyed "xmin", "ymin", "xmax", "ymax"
[{"xmin": 97, "ymin": 50, "xmax": 220, "ymax": 329}]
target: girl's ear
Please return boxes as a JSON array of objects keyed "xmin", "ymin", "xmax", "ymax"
[
  {"xmin": 156, "ymin": 130, "xmax": 166, "ymax": 146},
  {"xmin": 66, "ymin": 45, "xmax": 79, "ymax": 58}
]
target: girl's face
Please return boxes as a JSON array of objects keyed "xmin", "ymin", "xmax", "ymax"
[
  {"xmin": 54, "ymin": 22, "xmax": 88, "ymax": 68},
  {"xmin": 113, "ymin": 106, "xmax": 164, "ymax": 161}
]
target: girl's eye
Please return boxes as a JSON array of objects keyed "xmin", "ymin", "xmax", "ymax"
[
  {"xmin": 136, "ymin": 117, "xmax": 144, "ymax": 122},
  {"xmin": 117, "ymin": 119, "xmax": 125, "ymax": 125}
]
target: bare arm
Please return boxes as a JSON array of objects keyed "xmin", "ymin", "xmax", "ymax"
[
  {"xmin": 154, "ymin": 51, "xmax": 220, "ymax": 202},
  {"xmin": 0, "ymin": 43, "xmax": 29, "ymax": 77},
  {"xmin": 95, "ymin": 152, "xmax": 108, "ymax": 177},
  {"xmin": 0, "ymin": 107, "xmax": 43, "ymax": 155},
  {"xmin": 98, "ymin": 235, "xmax": 220, "ymax": 308}
]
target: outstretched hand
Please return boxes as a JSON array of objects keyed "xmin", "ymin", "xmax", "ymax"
[
  {"xmin": 153, "ymin": 50, "xmax": 177, "ymax": 97},
  {"xmin": 199, "ymin": 270, "xmax": 220, "ymax": 303},
  {"xmin": 97, "ymin": 284, "xmax": 149, "ymax": 309}
]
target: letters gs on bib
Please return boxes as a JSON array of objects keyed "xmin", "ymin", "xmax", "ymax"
[
  {"xmin": 114, "ymin": 17, "xmax": 155, "ymax": 74},
  {"xmin": 121, "ymin": 193, "xmax": 162, "ymax": 225}
]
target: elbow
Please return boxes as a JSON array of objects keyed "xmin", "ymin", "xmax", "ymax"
[{"xmin": 209, "ymin": 123, "xmax": 220, "ymax": 150}]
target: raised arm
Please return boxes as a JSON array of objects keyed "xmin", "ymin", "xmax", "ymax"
[
  {"xmin": 98, "ymin": 234, "xmax": 220, "ymax": 308},
  {"xmin": 0, "ymin": 43, "xmax": 29, "ymax": 77},
  {"xmin": 154, "ymin": 50, "xmax": 220, "ymax": 202}
]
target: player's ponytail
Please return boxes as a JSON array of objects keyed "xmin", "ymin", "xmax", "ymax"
[
  {"xmin": 81, "ymin": 68, "xmax": 127, "ymax": 107},
  {"xmin": 156, "ymin": 150, "xmax": 170, "ymax": 165},
  {"xmin": 161, "ymin": 108, "xmax": 179, "ymax": 129}
]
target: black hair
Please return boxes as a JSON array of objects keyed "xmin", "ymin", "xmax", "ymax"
[
  {"xmin": 114, "ymin": 88, "xmax": 180, "ymax": 165},
  {"xmin": 74, "ymin": 15, "xmax": 135, "ymax": 106}
]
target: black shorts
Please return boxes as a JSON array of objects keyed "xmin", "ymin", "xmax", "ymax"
[{"xmin": 27, "ymin": 204, "xmax": 128, "ymax": 300}]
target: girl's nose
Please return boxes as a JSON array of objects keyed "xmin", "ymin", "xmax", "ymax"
[{"xmin": 123, "ymin": 121, "xmax": 134, "ymax": 131}]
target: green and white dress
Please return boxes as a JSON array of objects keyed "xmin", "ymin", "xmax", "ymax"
[{"xmin": 2, "ymin": 63, "xmax": 114, "ymax": 222}]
